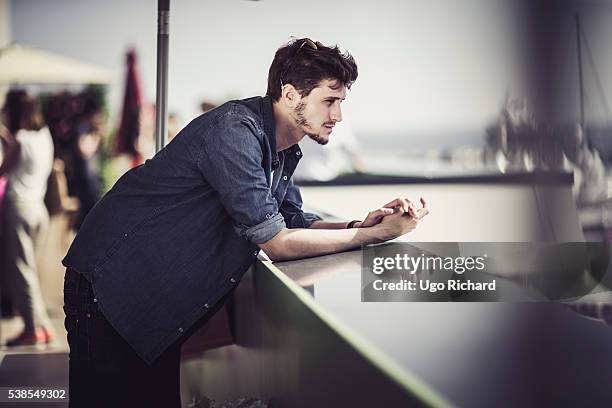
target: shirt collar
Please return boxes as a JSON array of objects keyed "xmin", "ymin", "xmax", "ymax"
[{"xmin": 261, "ymin": 96, "xmax": 279, "ymax": 164}]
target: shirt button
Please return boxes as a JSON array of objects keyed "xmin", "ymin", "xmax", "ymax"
[
  {"xmin": 93, "ymin": 298, "xmax": 98, "ymax": 303},
  {"xmin": 204, "ymin": 303, "xmax": 209, "ymax": 309},
  {"xmin": 178, "ymin": 327, "xmax": 184, "ymax": 333},
  {"xmin": 266, "ymin": 213, "xmax": 271, "ymax": 219},
  {"xmin": 296, "ymin": 151, "xmax": 301, "ymax": 156},
  {"xmin": 86, "ymin": 313, "xmax": 91, "ymax": 318},
  {"xmin": 124, "ymin": 233, "xmax": 128, "ymax": 237},
  {"xmin": 253, "ymin": 250, "xmax": 258, "ymax": 256},
  {"xmin": 283, "ymin": 175, "xmax": 288, "ymax": 181},
  {"xmin": 230, "ymin": 277, "xmax": 236, "ymax": 283}
]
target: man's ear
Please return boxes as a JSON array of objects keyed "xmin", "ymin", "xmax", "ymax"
[{"xmin": 281, "ymin": 84, "xmax": 300, "ymax": 109}]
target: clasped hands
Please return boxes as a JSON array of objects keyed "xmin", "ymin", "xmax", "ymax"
[{"xmin": 356, "ymin": 197, "xmax": 429, "ymax": 241}]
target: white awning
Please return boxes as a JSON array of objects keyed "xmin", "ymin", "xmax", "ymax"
[{"xmin": 0, "ymin": 44, "xmax": 113, "ymax": 85}]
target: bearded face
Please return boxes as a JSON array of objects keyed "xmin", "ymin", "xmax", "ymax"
[
  {"xmin": 294, "ymin": 100, "xmax": 329, "ymax": 145},
  {"xmin": 290, "ymin": 80, "xmax": 347, "ymax": 146}
]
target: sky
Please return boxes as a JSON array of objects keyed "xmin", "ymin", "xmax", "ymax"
[{"xmin": 8, "ymin": 0, "xmax": 612, "ymax": 144}]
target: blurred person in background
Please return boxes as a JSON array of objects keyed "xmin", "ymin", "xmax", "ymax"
[
  {"xmin": 200, "ymin": 100, "xmax": 217, "ymax": 114},
  {"xmin": 70, "ymin": 92, "xmax": 105, "ymax": 228},
  {"xmin": 0, "ymin": 133, "xmax": 6, "ymax": 229},
  {"xmin": 0, "ymin": 142, "xmax": 6, "ymax": 212},
  {"xmin": 42, "ymin": 87, "xmax": 107, "ymax": 228},
  {"xmin": 0, "ymin": 89, "xmax": 55, "ymax": 346},
  {"xmin": 0, "ymin": 130, "xmax": 8, "ymax": 316}
]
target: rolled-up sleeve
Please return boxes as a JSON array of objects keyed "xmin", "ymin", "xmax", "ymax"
[
  {"xmin": 280, "ymin": 177, "xmax": 323, "ymax": 229},
  {"xmin": 198, "ymin": 113, "xmax": 285, "ymax": 244},
  {"xmin": 241, "ymin": 212, "xmax": 285, "ymax": 243}
]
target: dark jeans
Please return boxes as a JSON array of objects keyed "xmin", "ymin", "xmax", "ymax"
[{"xmin": 63, "ymin": 268, "xmax": 182, "ymax": 408}]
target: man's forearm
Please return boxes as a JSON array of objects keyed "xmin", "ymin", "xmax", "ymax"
[
  {"xmin": 260, "ymin": 226, "xmax": 380, "ymax": 262},
  {"xmin": 309, "ymin": 220, "xmax": 357, "ymax": 229}
]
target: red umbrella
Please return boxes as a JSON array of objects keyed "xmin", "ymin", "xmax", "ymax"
[{"xmin": 114, "ymin": 49, "xmax": 144, "ymax": 166}]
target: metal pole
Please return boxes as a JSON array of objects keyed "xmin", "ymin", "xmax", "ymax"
[
  {"xmin": 575, "ymin": 13, "xmax": 585, "ymax": 130},
  {"xmin": 155, "ymin": 0, "xmax": 170, "ymax": 152}
]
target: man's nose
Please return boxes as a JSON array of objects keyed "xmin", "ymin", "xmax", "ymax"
[{"xmin": 330, "ymin": 104, "xmax": 343, "ymax": 123}]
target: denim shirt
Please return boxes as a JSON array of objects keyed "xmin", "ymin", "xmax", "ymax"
[{"xmin": 62, "ymin": 96, "xmax": 322, "ymax": 364}]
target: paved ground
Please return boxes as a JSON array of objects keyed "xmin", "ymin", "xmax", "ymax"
[{"xmin": 0, "ymin": 309, "xmax": 69, "ymax": 408}]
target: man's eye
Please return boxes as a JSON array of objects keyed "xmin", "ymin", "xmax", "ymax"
[{"xmin": 326, "ymin": 100, "xmax": 334, "ymax": 106}]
